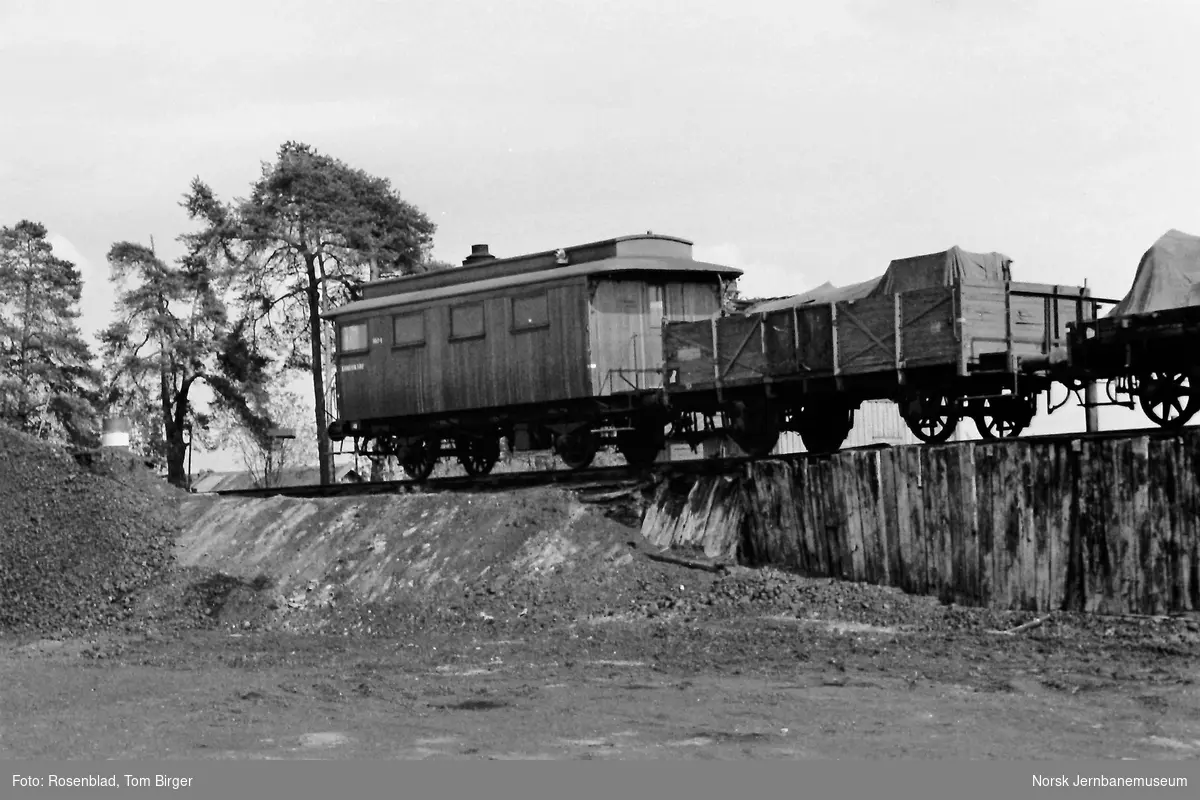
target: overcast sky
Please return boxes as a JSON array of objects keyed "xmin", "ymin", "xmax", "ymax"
[{"xmin": 3, "ymin": 0, "xmax": 1197, "ymax": 469}]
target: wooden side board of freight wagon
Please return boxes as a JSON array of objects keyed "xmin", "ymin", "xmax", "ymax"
[
  {"xmin": 662, "ymin": 313, "xmax": 769, "ymax": 389},
  {"xmin": 663, "ymin": 281, "xmax": 1096, "ymax": 393},
  {"xmin": 1068, "ymin": 304, "xmax": 1200, "ymax": 374},
  {"xmin": 662, "ymin": 285, "xmax": 961, "ymax": 389},
  {"xmin": 957, "ymin": 281, "xmax": 1094, "ymax": 367}
]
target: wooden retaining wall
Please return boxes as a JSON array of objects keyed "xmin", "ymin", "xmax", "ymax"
[{"xmin": 640, "ymin": 430, "xmax": 1200, "ymax": 615}]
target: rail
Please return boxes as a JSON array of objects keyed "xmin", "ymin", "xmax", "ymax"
[{"xmin": 207, "ymin": 423, "xmax": 1198, "ymax": 500}]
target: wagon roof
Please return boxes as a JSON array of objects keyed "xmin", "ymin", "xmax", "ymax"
[
  {"xmin": 323, "ymin": 255, "xmax": 742, "ymax": 319},
  {"xmin": 362, "ymin": 232, "xmax": 700, "ymax": 296}
]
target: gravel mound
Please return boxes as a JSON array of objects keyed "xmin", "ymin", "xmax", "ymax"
[
  {"xmin": 71, "ymin": 447, "xmax": 187, "ymax": 500},
  {"xmin": 0, "ymin": 424, "xmax": 179, "ymax": 636}
]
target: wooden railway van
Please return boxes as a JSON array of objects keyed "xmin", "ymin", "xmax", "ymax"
[
  {"xmin": 661, "ymin": 246, "xmax": 1096, "ymax": 448},
  {"xmin": 323, "ymin": 233, "xmax": 741, "ymax": 470}
]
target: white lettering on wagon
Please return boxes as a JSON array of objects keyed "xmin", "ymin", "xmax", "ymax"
[{"xmin": 339, "ymin": 362, "xmax": 365, "ymax": 373}]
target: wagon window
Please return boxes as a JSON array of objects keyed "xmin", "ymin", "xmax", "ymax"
[
  {"xmin": 511, "ymin": 292, "xmax": 549, "ymax": 331},
  {"xmin": 392, "ymin": 311, "xmax": 425, "ymax": 347},
  {"xmin": 338, "ymin": 322, "xmax": 368, "ymax": 353},
  {"xmin": 449, "ymin": 303, "xmax": 485, "ymax": 340}
]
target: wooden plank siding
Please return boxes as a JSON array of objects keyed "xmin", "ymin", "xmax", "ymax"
[
  {"xmin": 662, "ymin": 280, "xmax": 1089, "ymax": 394},
  {"xmin": 335, "ymin": 278, "xmax": 591, "ymax": 420},
  {"xmin": 336, "ymin": 274, "xmax": 723, "ymax": 421},
  {"xmin": 641, "ymin": 427, "xmax": 1200, "ymax": 615},
  {"xmin": 959, "ymin": 285, "xmax": 1095, "ymax": 365},
  {"xmin": 589, "ymin": 279, "xmax": 722, "ymax": 395}
]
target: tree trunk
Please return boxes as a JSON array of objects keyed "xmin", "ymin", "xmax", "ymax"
[
  {"xmin": 158, "ymin": 341, "xmax": 183, "ymax": 486},
  {"xmin": 17, "ymin": 277, "xmax": 32, "ymax": 427},
  {"xmin": 305, "ymin": 253, "xmax": 332, "ymax": 485},
  {"xmin": 164, "ymin": 380, "xmax": 195, "ymax": 489},
  {"xmin": 164, "ymin": 425, "xmax": 188, "ymax": 487}
]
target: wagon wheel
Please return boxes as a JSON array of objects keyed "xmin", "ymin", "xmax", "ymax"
[
  {"xmin": 900, "ymin": 393, "xmax": 959, "ymax": 444},
  {"xmin": 972, "ymin": 395, "xmax": 1036, "ymax": 440},
  {"xmin": 1138, "ymin": 371, "xmax": 1200, "ymax": 429},
  {"xmin": 800, "ymin": 422, "xmax": 852, "ymax": 454},
  {"xmin": 798, "ymin": 402, "xmax": 855, "ymax": 454},
  {"xmin": 401, "ymin": 437, "xmax": 440, "ymax": 481},
  {"xmin": 455, "ymin": 435, "xmax": 500, "ymax": 477},
  {"xmin": 617, "ymin": 422, "xmax": 666, "ymax": 467},
  {"xmin": 727, "ymin": 398, "xmax": 782, "ymax": 458},
  {"xmin": 557, "ymin": 427, "xmax": 598, "ymax": 470},
  {"xmin": 367, "ymin": 436, "xmax": 400, "ymax": 482},
  {"xmin": 729, "ymin": 428, "xmax": 781, "ymax": 458}
]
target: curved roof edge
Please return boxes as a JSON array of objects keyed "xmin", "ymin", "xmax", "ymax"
[
  {"xmin": 363, "ymin": 232, "xmax": 697, "ymax": 295},
  {"xmin": 324, "ymin": 256, "xmax": 742, "ymax": 320}
]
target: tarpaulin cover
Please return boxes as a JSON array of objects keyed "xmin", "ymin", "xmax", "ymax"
[
  {"xmin": 746, "ymin": 246, "xmax": 1012, "ymax": 314},
  {"xmin": 1107, "ymin": 229, "xmax": 1200, "ymax": 317}
]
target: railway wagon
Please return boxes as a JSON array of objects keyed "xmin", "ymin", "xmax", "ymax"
[
  {"xmin": 661, "ymin": 246, "xmax": 1098, "ymax": 454},
  {"xmin": 323, "ymin": 233, "xmax": 741, "ymax": 479},
  {"xmin": 1065, "ymin": 229, "xmax": 1200, "ymax": 429}
]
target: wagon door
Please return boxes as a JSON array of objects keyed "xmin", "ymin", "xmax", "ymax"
[{"xmin": 589, "ymin": 279, "xmax": 659, "ymax": 395}]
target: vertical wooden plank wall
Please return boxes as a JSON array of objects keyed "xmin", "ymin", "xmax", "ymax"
[{"xmin": 641, "ymin": 428, "xmax": 1200, "ymax": 614}]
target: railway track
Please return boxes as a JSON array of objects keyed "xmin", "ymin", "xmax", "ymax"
[{"xmin": 209, "ymin": 423, "xmax": 1198, "ymax": 500}]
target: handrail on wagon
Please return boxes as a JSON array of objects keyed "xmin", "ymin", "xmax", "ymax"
[
  {"xmin": 1007, "ymin": 289, "xmax": 1121, "ymax": 305},
  {"xmin": 985, "ymin": 283, "xmax": 1118, "ymax": 362}
]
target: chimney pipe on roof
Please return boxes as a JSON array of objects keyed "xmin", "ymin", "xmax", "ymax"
[{"xmin": 462, "ymin": 244, "xmax": 497, "ymax": 266}]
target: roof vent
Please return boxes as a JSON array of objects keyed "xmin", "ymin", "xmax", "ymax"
[{"xmin": 462, "ymin": 244, "xmax": 497, "ymax": 266}]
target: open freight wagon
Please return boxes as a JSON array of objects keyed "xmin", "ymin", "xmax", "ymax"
[
  {"xmin": 661, "ymin": 246, "xmax": 1098, "ymax": 452},
  {"xmin": 1065, "ymin": 229, "xmax": 1200, "ymax": 429}
]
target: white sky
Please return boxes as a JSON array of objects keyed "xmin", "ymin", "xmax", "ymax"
[{"xmin": 3, "ymin": 0, "xmax": 1198, "ymax": 469}]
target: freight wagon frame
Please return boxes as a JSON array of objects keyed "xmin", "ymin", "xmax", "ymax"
[
  {"xmin": 661, "ymin": 274, "xmax": 1101, "ymax": 454},
  {"xmin": 1065, "ymin": 304, "xmax": 1200, "ymax": 429},
  {"xmin": 1057, "ymin": 228, "xmax": 1200, "ymax": 431}
]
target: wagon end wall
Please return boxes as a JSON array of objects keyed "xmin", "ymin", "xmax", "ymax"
[{"xmin": 959, "ymin": 282, "xmax": 1093, "ymax": 366}]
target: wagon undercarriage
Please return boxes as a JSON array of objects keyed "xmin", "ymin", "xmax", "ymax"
[{"xmin": 1064, "ymin": 305, "xmax": 1200, "ymax": 430}]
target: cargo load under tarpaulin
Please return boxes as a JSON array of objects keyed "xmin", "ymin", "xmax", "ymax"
[
  {"xmin": 1107, "ymin": 229, "xmax": 1200, "ymax": 317},
  {"xmin": 662, "ymin": 243, "xmax": 1090, "ymax": 395},
  {"xmin": 747, "ymin": 246, "xmax": 1012, "ymax": 314}
]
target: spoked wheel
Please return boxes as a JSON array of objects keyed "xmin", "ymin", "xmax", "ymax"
[
  {"xmin": 557, "ymin": 427, "xmax": 598, "ymax": 470},
  {"xmin": 1137, "ymin": 371, "xmax": 1200, "ymax": 429},
  {"xmin": 972, "ymin": 395, "xmax": 1036, "ymax": 440},
  {"xmin": 617, "ymin": 421, "xmax": 666, "ymax": 467},
  {"xmin": 901, "ymin": 392, "xmax": 960, "ymax": 444},
  {"xmin": 797, "ymin": 401, "xmax": 855, "ymax": 454},
  {"xmin": 455, "ymin": 434, "xmax": 501, "ymax": 477},
  {"xmin": 400, "ymin": 436, "xmax": 440, "ymax": 481}
]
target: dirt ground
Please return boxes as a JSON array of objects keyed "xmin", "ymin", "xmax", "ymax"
[
  {"xmin": 4, "ymin": 567, "xmax": 1200, "ymax": 760},
  {"xmin": 2, "ymin": 425, "xmax": 1200, "ymax": 760}
]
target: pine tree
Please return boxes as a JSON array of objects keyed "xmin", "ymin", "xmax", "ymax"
[
  {"xmin": 0, "ymin": 220, "xmax": 100, "ymax": 446},
  {"xmin": 185, "ymin": 142, "xmax": 438, "ymax": 484},
  {"xmin": 100, "ymin": 239, "xmax": 270, "ymax": 486}
]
